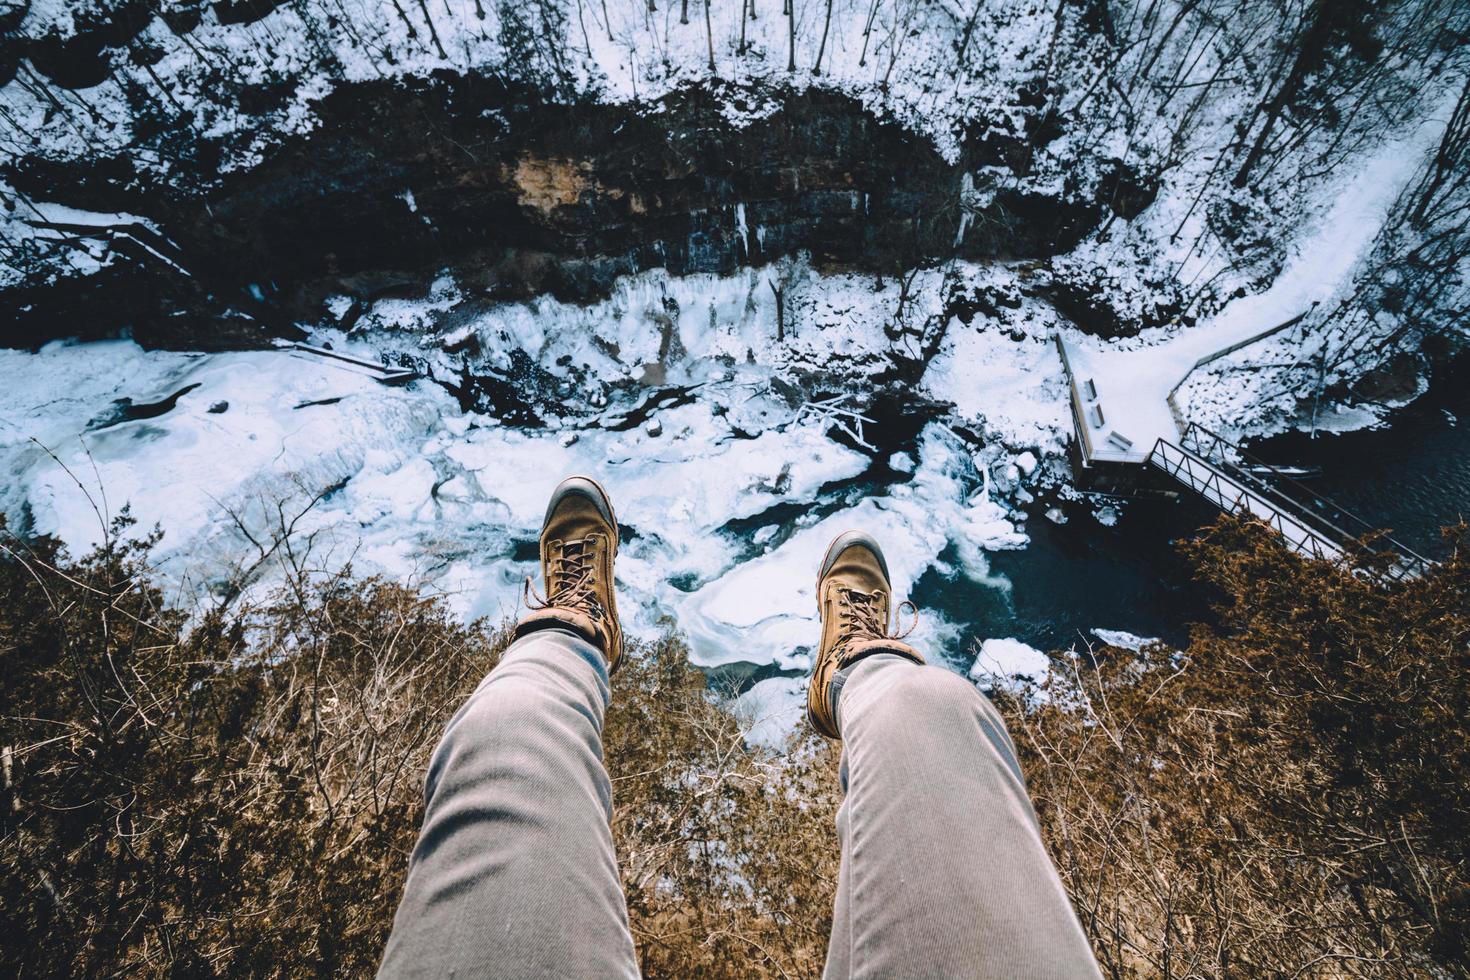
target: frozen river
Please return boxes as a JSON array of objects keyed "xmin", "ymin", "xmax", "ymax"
[{"xmin": 2, "ymin": 281, "xmax": 1462, "ymax": 741}]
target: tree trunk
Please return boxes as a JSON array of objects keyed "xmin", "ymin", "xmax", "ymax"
[
  {"xmin": 770, "ymin": 280, "xmax": 786, "ymax": 342},
  {"xmin": 813, "ymin": 0, "xmax": 832, "ymax": 75},
  {"xmin": 955, "ymin": 0, "xmax": 985, "ymax": 68},
  {"xmin": 1232, "ymin": 0, "xmax": 1330, "ymax": 189},
  {"xmin": 705, "ymin": 0, "xmax": 715, "ymax": 69},
  {"xmin": 787, "ymin": 0, "xmax": 796, "ymax": 72}
]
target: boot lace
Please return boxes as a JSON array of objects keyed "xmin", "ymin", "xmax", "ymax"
[
  {"xmin": 524, "ymin": 537, "xmax": 604, "ymax": 621},
  {"xmin": 833, "ymin": 586, "xmax": 917, "ymax": 655}
]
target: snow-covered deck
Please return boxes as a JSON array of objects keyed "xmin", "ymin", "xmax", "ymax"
[{"xmin": 1057, "ymin": 308, "xmax": 1309, "ymax": 466}]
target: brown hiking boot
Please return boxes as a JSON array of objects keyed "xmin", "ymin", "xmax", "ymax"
[
  {"xmin": 807, "ymin": 530, "xmax": 924, "ymax": 739},
  {"xmin": 514, "ymin": 476, "xmax": 624, "ymax": 671}
]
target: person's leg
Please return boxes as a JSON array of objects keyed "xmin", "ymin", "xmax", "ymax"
[
  {"xmin": 380, "ymin": 476, "xmax": 638, "ymax": 979},
  {"xmin": 807, "ymin": 530, "xmax": 1098, "ymax": 980},
  {"xmin": 824, "ymin": 654, "xmax": 1099, "ymax": 979},
  {"xmin": 378, "ymin": 629, "xmax": 638, "ymax": 978}
]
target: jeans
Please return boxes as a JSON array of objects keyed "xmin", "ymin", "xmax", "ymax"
[{"xmin": 379, "ymin": 631, "xmax": 1100, "ymax": 979}]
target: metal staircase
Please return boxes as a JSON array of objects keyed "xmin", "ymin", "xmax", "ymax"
[{"xmin": 1147, "ymin": 423, "xmax": 1433, "ymax": 582}]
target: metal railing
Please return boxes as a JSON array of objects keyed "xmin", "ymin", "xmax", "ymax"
[
  {"xmin": 1148, "ymin": 438, "xmax": 1344, "ymax": 561},
  {"xmin": 1148, "ymin": 423, "xmax": 1434, "ymax": 582}
]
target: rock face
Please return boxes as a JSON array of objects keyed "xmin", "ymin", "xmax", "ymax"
[{"xmin": 3, "ymin": 76, "xmax": 1134, "ymax": 349}]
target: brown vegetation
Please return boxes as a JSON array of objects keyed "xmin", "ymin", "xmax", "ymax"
[
  {"xmin": 0, "ymin": 514, "xmax": 841, "ymax": 978},
  {"xmin": 997, "ymin": 516, "xmax": 1470, "ymax": 978},
  {"xmin": 2, "ymin": 513, "xmax": 1466, "ymax": 977}
]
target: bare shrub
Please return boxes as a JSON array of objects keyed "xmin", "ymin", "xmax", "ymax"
[
  {"xmin": 995, "ymin": 515, "xmax": 1470, "ymax": 978},
  {"xmin": 0, "ymin": 516, "xmax": 504, "ymax": 976},
  {"xmin": 609, "ymin": 643, "xmax": 841, "ymax": 977},
  {"xmin": 0, "ymin": 519, "xmax": 840, "ymax": 978}
]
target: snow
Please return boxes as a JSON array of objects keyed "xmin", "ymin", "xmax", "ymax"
[
  {"xmin": 1089, "ymin": 629, "xmax": 1158, "ymax": 652},
  {"xmin": 0, "ymin": 266, "xmax": 1046, "ymax": 701},
  {"xmin": 24, "ymin": 203, "xmax": 161, "ymax": 231},
  {"xmin": 731, "ymin": 676, "xmax": 808, "ymax": 748},
  {"xmin": 923, "ymin": 296, "xmax": 1071, "ymax": 456},
  {"xmin": 969, "ymin": 637, "xmax": 1051, "ymax": 681},
  {"xmin": 676, "ymin": 424, "xmax": 1022, "ymax": 669},
  {"xmin": 1062, "ymin": 92, "xmax": 1461, "ymax": 455},
  {"xmin": 734, "ymin": 203, "xmax": 750, "ymax": 259},
  {"xmin": 0, "ymin": 343, "xmax": 444, "ymax": 581}
]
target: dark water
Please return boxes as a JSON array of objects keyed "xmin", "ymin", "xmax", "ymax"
[
  {"xmin": 921, "ymin": 353, "xmax": 1470, "ymax": 663},
  {"xmin": 1244, "ymin": 355, "xmax": 1470, "ymax": 560},
  {"xmin": 915, "ymin": 492, "xmax": 1219, "ymax": 664}
]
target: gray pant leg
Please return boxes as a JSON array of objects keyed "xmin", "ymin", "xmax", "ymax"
[
  {"xmin": 823, "ymin": 654, "xmax": 1100, "ymax": 980},
  {"xmin": 379, "ymin": 629, "xmax": 639, "ymax": 979}
]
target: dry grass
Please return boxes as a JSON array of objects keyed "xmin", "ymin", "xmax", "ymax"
[
  {"xmin": 995, "ymin": 516, "xmax": 1470, "ymax": 978},
  {"xmin": 0, "ymin": 515, "xmax": 841, "ymax": 978},
  {"xmin": 2, "ymin": 512, "xmax": 1467, "ymax": 977}
]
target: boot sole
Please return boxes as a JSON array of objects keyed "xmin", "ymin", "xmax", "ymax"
[
  {"xmin": 815, "ymin": 529, "xmax": 890, "ymax": 611},
  {"xmin": 544, "ymin": 475, "xmax": 619, "ymax": 547}
]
